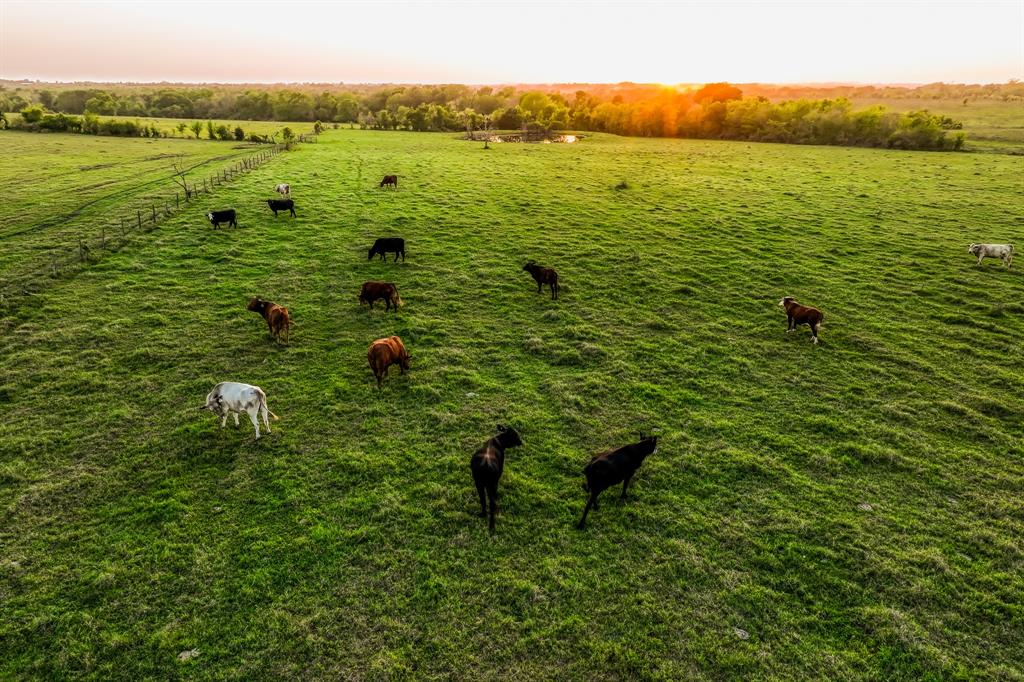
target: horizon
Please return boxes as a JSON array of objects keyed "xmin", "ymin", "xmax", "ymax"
[{"xmin": 2, "ymin": 1, "xmax": 1021, "ymax": 84}]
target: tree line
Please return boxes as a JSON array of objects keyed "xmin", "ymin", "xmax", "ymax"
[{"xmin": 0, "ymin": 79, "xmax": 999, "ymax": 150}]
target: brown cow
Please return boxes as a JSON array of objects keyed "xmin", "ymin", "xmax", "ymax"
[
  {"xmin": 778, "ymin": 296, "xmax": 824, "ymax": 344},
  {"xmin": 367, "ymin": 335, "xmax": 411, "ymax": 388},
  {"xmin": 523, "ymin": 261, "xmax": 559, "ymax": 299},
  {"xmin": 379, "ymin": 174, "xmax": 398, "ymax": 189},
  {"xmin": 359, "ymin": 281, "xmax": 402, "ymax": 312},
  {"xmin": 247, "ymin": 297, "xmax": 291, "ymax": 343}
]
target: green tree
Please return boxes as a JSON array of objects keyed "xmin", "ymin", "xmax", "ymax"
[
  {"xmin": 206, "ymin": 120, "xmax": 216, "ymax": 139},
  {"xmin": 234, "ymin": 126, "xmax": 245, "ymax": 141},
  {"xmin": 189, "ymin": 121, "xmax": 203, "ymax": 139}
]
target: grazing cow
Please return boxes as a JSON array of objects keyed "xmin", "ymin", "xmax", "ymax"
[
  {"xmin": 207, "ymin": 209, "xmax": 237, "ymax": 229},
  {"xmin": 368, "ymin": 237, "xmax": 405, "ymax": 263},
  {"xmin": 198, "ymin": 381, "xmax": 279, "ymax": 438},
  {"xmin": 778, "ymin": 296, "xmax": 824, "ymax": 344},
  {"xmin": 470, "ymin": 425, "xmax": 523, "ymax": 532},
  {"xmin": 266, "ymin": 198, "xmax": 296, "ymax": 218},
  {"xmin": 379, "ymin": 174, "xmax": 398, "ymax": 189},
  {"xmin": 522, "ymin": 261, "xmax": 559, "ymax": 299},
  {"xmin": 275, "ymin": 183, "xmax": 290, "ymax": 196},
  {"xmin": 247, "ymin": 297, "xmax": 291, "ymax": 343},
  {"xmin": 358, "ymin": 281, "xmax": 402, "ymax": 312},
  {"xmin": 367, "ymin": 335, "xmax": 411, "ymax": 388},
  {"xmin": 968, "ymin": 243, "xmax": 1013, "ymax": 268},
  {"xmin": 578, "ymin": 434, "xmax": 658, "ymax": 530}
]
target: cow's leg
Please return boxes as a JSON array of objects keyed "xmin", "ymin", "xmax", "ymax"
[
  {"xmin": 233, "ymin": 412, "xmax": 240, "ymax": 427},
  {"xmin": 621, "ymin": 475, "xmax": 633, "ymax": 501},
  {"xmin": 536, "ymin": 281, "xmax": 542, "ymax": 294},
  {"xmin": 551, "ymin": 282, "xmax": 556, "ymax": 299},
  {"xmin": 812, "ymin": 323, "xmax": 820, "ymax": 344},
  {"xmin": 475, "ymin": 478, "xmax": 487, "ymax": 517},
  {"xmin": 290, "ymin": 208, "xmax": 296, "ymax": 217},
  {"xmin": 247, "ymin": 408, "xmax": 261, "ymax": 438},
  {"xmin": 977, "ymin": 255, "xmax": 985, "ymax": 265},
  {"xmin": 787, "ymin": 315, "xmax": 794, "ymax": 332},
  {"xmin": 577, "ymin": 492, "xmax": 598, "ymax": 530},
  {"xmin": 220, "ymin": 414, "xmax": 227, "ymax": 428},
  {"xmin": 261, "ymin": 403, "xmax": 271, "ymax": 432},
  {"xmin": 487, "ymin": 483, "xmax": 498, "ymax": 532}
]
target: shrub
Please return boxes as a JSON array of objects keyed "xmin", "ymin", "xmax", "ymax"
[
  {"xmin": 233, "ymin": 126, "xmax": 245, "ymax": 141},
  {"xmin": 215, "ymin": 124, "xmax": 232, "ymax": 141},
  {"xmin": 20, "ymin": 105, "xmax": 45, "ymax": 124}
]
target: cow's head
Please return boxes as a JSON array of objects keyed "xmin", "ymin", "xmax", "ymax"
[
  {"xmin": 206, "ymin": 212, "xmax": 214, "ymax": 222},
  {"xmin": 522, "ymin": 261, "xmax": 536, "ymax": 272},
  {"xmin": 496, "ymin": 424, "xmax": 523, "ymax": 448},
  {"xmin": 247, "ymin": 297, "xmax": 266, "ymax": 313},
  {"xmin": 367, "ymin": 246, "xmax": 376, "ymax": 260},
  {"xmin": 779, "ymin": 296, "xmax": 794, "ymax": 308},
  {"xmin": 967, "ymin": 243, "xmax": 980, "ymax": 255},
  {"xmin": 199, "ymin": 391, "xmax": 224, "ymax": 413}
]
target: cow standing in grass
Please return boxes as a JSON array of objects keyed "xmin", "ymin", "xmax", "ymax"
[
  {"xmin": 379, "ymin": 174, "xmax": 398, "ymax": 189},
  {"xmin": 368, "ymin": 237, "xmax": 405, "ymax": 263},
  {"xmin": 578, "ymin": 434, "xmax": 658, "ymax": 530},
  {"xmin": 470, "ymin": 425, "xmax": 523, "ymax": 532},
  {"xmin": 247, "ymin": 297, "xmax": 291, "ymax": 343},
  {"xmin": 367, "ymin": 336, "xmax": 411, "ymax": 387},
  {"xmin": 359, "ymin": 281, "xmax": 402, "ymax": 312},
  {"xmin": 207, "ymin": 209, "xmax": 237, "ymax": 229},
  {"xmin": 523, "ymin": 261, "xmax": 559, "ymax": 299},
  {"xmin": 265, "ymin": 198, "xmax": 296, "ymax": 217},
  {"xmin": 199, "ymin": 381, "xmax": 279, "ymax": 439},
  {"xmin": 779, "ymin": 296, "xmax": 824, "ymax": 344},
  {"xmin": 968, "ymin": 243, "xmax": 1014, "ymax": 268}
]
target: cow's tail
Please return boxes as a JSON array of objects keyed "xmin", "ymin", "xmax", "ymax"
[{"xmin": 258, "ymin": 389, "xmax": 280, "ymax": 421}]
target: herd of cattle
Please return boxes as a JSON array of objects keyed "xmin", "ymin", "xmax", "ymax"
[{"xmin": 196, "ymin": 176, "xmax": 1015, "ymax": 531}]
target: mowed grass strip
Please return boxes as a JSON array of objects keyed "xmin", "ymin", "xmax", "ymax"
[{"xmin": 1, "ymin": 130, "xmax": 1022, "ymax": 679}]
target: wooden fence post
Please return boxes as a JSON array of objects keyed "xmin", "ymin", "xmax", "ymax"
[
  {"xmin": 100, "ymin": 228, "xmax": 106, "ymax": 249},
  {"xmin": 137, "ymin": 210, "xmax": 142, "ymax": 230},
  {"xmin": 121, "ymin": 217, "xmax": 127, "ymax": 235},
  {"xmin": 151, "ymin": 205, "xmax": 157, "ymax": 223},
  {"xmin": 176, "ymin": 193, "xmax": 180, "ymax": 209}
]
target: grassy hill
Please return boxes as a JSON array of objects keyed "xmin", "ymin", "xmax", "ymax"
[{"xmin": 1, "ymin": 129, "xmax": 1021, "ymax": 679}]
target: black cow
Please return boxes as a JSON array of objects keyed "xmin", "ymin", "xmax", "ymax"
[
  {"xmin": 368, "ymin": 237, "xmax": 405, "ymax": 263},
  {"xmin": 380, "ymin": 174, "xmax": 398, "ymax": 189},
  {"xmin": 578, "ymin": 434, "xmax": 658, "ymax": 529},
  {"xmin": 470, "ymin": 425, "xmax": 523, "ymax": 532},
  {"xmin": 207, "ymin": 209, "xmax": 237, "ymax": 229},
  {"xmin": 266, "ymin": 199, "xmax": 296, "ymax": 218}
]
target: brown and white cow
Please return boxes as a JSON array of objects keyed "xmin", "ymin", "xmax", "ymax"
[{"xmin": 778, "ymin": 296, "xmax": 824, "ymax": 344}]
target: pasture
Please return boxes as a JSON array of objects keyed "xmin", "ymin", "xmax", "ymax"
[
  {"xmin": 1, "ymin": 128, "xmax": 1022, "ymax": 679},
  {"xmin": 0, "ymin": 132, "xmax": 284, "ymax": 287}
]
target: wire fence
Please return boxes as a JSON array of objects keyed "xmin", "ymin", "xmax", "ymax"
[{"xmin": 0, "ymin": 134, "xmax": 317, "ymax": 310}]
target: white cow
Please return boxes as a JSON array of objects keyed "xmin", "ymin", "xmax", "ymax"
[
  {"xmin": 199, "ymin": 382, "xmax": 279, "ymax": 438},
  {"xmin": 968, "ymin": 243, "xmax": 1014, "ymax": 268},
  {"xmin": 275, "ymin": 183, "xmax": 291, "ymax": 196}
]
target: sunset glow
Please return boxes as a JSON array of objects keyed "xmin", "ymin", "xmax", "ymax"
[{"xmin": 1, "ymin": 0, "xmax": 1020, "ymax": 84}]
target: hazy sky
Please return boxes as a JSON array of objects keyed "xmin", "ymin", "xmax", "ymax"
[{"xmin": 1, "ymin": 0, "xmax": 1021, "ymax": 84}]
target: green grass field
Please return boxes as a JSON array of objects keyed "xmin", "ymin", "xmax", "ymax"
[{"xmin": 1, "ymin": 128, "xmax": 1022, "ymax": 679}]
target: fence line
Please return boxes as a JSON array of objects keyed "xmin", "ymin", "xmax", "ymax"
[{"xmin": 0, "ymin": 135, "xmax": 317, "ymax": 309}]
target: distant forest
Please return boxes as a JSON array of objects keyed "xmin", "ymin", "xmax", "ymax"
[{"xmin": 3, "ymin": 80, "xmax": 1020, "ymax": 150}]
